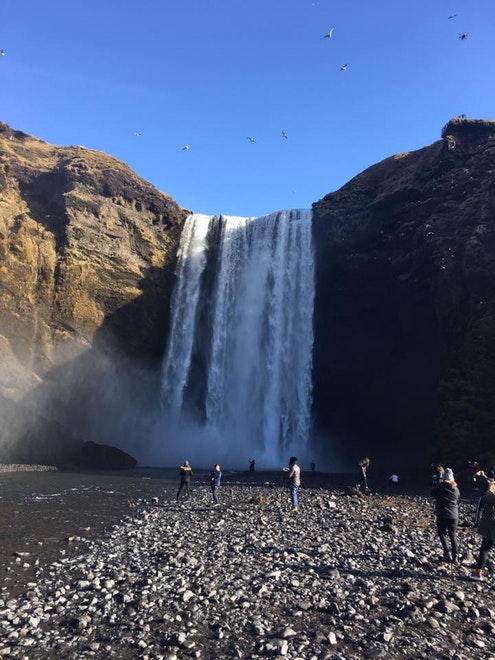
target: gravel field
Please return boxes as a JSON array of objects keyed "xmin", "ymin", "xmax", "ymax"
[{"xmin": 0, "ymin": 469, "xmax": 494, "ymax": 659}]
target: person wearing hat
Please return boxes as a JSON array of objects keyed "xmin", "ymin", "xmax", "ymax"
[
  {"xmin": 431, "ymin": 467, "xmax": 460, "ymax": 563},
  {"xmin": 470, "ymin": 477, "xmax": 495, "ymax": 581}
]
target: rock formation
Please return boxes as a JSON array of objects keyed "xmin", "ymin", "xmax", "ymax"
[
  {"xmin": 0, "ymin": 122, "xmax": 187, "ymax": 465},
  {"xmin": 312, "ymin": 118, "xmax": 495, "ymax": 469},
  {"xmin": 1, "ymin": 118, "xmax": 495, "ymax": 470}
]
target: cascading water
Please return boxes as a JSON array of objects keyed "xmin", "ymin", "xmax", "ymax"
[{"xmin": 159, "ymin": 209, "xmax": 314, "ymax": 468}]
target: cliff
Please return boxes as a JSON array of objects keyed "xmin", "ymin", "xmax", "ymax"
[
  {"xmin": 2, "ymin": 118, "xmax": 495, "ymax": 470},
  {"xmin": 0, "ymin": 122, "xmax": 187, "ymax": 463},
  {"xmin": 312, "ymin": 118, "xmax": 495, "ymax": 468}
]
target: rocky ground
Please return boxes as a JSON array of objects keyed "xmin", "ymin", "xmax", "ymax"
[
  {"xmin": 1, "ymin": 474, "xmax": 494, "ymax": 659},
  {"xmin": 0, "ymin": 465, "xmax": 58, "ymax": 473}
]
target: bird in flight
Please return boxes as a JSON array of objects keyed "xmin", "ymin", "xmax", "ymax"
[
  {"xmin": 0, "ymin": 50, "xmax": 5, "ymax": 56},
  {"xmin": 321, "ymin": 27, "xmax": 334, "ymax": 39},
  {"xmin": 448, "ymin": 14, "xmax": 458, "ymax": 19},
  {"xmin": 134, "ymin": 132, "xmax": 141, "ymax": 137},
  {"xmin": 340, "ymin": 63, "xmax": 348, "ymax": 71},
  {"xmin": 282, "ymin": 131, "xmax": 288, "ymax": 139},
  {"xmin": 247, "ymin": 137, "xmax": 256, "ymax": 143},
  {"xmin": 181, "ymin": 144, "xmax": 191, "ymax": 151},
  {"xmin": 458, "ymin": 32, "xmax": 469, "ymax": 40}
]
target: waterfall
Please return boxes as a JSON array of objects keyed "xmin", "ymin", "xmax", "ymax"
[{"xmin": 160, "ymin": 209, "xmax": 314, "ymax": 467}]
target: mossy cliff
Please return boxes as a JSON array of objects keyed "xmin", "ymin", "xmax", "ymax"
[
  {"xmin": 312, "ymin": 118, "xmax": 495, "ymax": 468},
  {"xmin": 0, "ymin": 122, "xmax": 187, "ymax": 463}
]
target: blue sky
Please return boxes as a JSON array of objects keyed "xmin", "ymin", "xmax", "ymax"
[{"xmin": 1, "ymin": 0, "xmax": 494, "ymax": 217}]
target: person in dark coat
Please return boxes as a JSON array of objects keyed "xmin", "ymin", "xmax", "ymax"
[
  {"xmin": 469, "ymin": 478, "xmax": 495, "ymax": 581},
  {"xmin": 176, "ymin": 460, "xmax": 193, "ymax": 501},
  {"xmin": 210, "ymin": 464, "xmax": 222, "ymax": 504},
  {"xmin": 431, "ymin": 468, "xmax": 460, "ymax": 563}
]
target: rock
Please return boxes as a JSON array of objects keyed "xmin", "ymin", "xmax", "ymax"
[
  {"xmin": 312, "ymin": 118, "xmax": 495, "ymax": 465},
  {"xmin": 1, "ymin": 477, "xmax": 493, "ymax": 660},
  {"xmin": 76, "ymin": 441, "xmax": 137, "ymax": 470},
  {"xmin": 0, "ymin": 122, "xmax": 186, "ymax": 464}
]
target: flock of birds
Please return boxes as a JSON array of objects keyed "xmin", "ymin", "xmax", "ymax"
[
  {"xmin": 0, "ymin": 13, "xmax": 472, "ymax": 153},
  {"xmin": 168, "ymin": 15, "xmax": 469, "ymax": 152}
]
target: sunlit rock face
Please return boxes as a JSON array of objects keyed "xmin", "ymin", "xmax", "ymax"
[
  {"xmin": 312, "ymin": 118, "xmax": 495, "ymax": 468},
  {"xmin": 0, "ymin": 122, "xmax": 187, "ymax": 463}
]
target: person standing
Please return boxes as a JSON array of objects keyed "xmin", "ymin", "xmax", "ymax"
[
  {"xmin": 210, "ymin": 464, "xmax": 222, "ymax": 505},
  {"xmin": 357, "ymin": 457, "xmax": 371, "ymax": 493},
  {"xmin": 283, "ymin": 456, "xmax": 301, "ymax": 512},
  {"xmin": 469, "ymin": 477, "xmax": 495, "ymax": 581},
  {"xmin": 176, "ymin": 460, "xmax": 193, "ymax": 501},
  {"xmin": 431, "ymin": 467, "xmax": 460, "ymax": 563},
  {"xmin": 431, "ymin": 463, "xmax": 445, "ymax": 487},
  {"xmin": 474, "ymin": 469, "xmax": 495, "ymax": 526}
]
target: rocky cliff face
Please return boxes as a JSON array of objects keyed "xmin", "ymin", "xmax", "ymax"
[
  {"xmin": 0, "ymin": 122, "xmax": 187, "ymax": 463},
  {"xmin": 312, "ymin": 118, "xmax": 495, "ymax": 469},
  {"xmin": 2, "ymin": 118, "xmax": 495, "ymax": 470}
]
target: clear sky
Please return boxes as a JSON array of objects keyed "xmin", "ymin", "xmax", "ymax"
[{"xmin": 1, "ymin": 0, "xmax": 494, "ymax": 217}]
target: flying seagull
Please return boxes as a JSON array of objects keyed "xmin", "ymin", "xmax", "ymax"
[
  {"xmin": 0, "ymin": 50, "xmax": 5, "ymax": 56},
  {"xmin": 247, "ymin": 137, "xmax": 256, "ymax": 143},
  {"xmin": 282, "ymin": 131, "xmax": 288, "ymax": 139},
  {"xmin": 448, "ymin": 14, "xmax": 457, "ymax": 19},
  {"xmin": 340, "ymin": 63, "xmax": 348, "ymax": 71},
  {"xmin": 134, "ymin": 131, "xmax": 141, "ymax": 137},
  {"xmin": 458, "ymin": 32, "xmax": 469, "ymax": 40},
  {"xmin": 321, "ymin": 27, "xmax": 334, "ymax": 39},
  {"xmin": 181, "ymin": 144, "xmax": 191, "ymax": 151}
]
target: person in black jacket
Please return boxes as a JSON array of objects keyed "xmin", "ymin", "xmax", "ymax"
[
  {"xmin": 431, "ymin": 468, "xmax": 460, "ymax": 563},
  {"xmin": 176, "ymin": 460, "xmax": 193, "ymax": 501},
  {"xmin": 210, "ymin": 464, "xmax": 222, "ymax": 504},
  {"xmin": 473, "ymin": 468, "xmax": 495, "ymax": 525},
  {"xmin": 469, "ymin": 478, "xmax": 495, "ymax": 581}
]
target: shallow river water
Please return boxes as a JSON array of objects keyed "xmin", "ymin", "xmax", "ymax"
[{"xmin": 0, "ymin": 468, "xmax": 193, "ymax": 597}]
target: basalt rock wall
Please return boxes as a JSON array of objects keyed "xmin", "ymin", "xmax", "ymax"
[{"xmin": 312, "ymin": 118, "xmax": 495, "ymax": 469}]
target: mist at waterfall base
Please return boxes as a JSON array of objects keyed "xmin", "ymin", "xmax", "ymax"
[{"xmin": 142, "ymin": 210, "xmax": 317, "ymax": 470}]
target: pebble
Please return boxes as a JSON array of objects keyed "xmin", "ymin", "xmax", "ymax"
[{"xmin": 0, "ymin": 482, "xmax": 492, "ymax": 658}]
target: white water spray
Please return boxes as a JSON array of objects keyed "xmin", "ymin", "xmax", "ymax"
[{"xmin": 160, "ymin": 209, "xmax": 314, "ymax": 467}]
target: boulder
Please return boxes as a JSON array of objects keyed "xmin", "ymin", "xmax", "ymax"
[{"xmin": 76, "ymin": 441, "xmax": 137, "ymax": 470}]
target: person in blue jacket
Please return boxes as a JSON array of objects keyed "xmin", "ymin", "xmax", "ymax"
[
  {"xmin": 431, "ymin": 468, "xmax": 460, "ymax": 563},
  {"xmin": 210, "ymin": 464, "xmax": 222, "ymax": 504}
]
